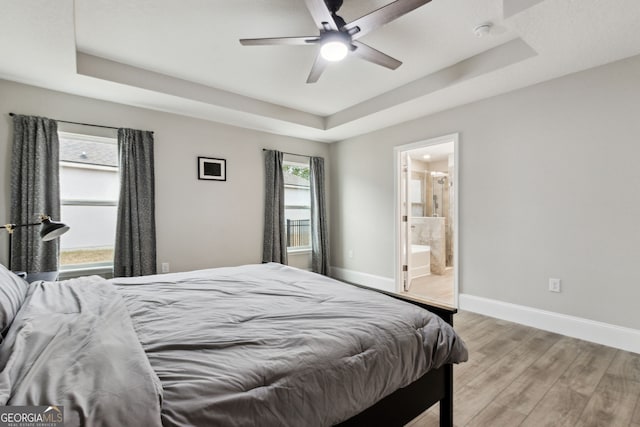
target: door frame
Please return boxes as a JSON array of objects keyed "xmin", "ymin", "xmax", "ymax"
[{"xmin": 393, "ymin": 133, "xmax": 460, "ymax": 307}]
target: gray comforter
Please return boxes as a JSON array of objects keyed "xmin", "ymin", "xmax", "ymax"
[
  {"xmin": 0, "ymin": 263, "xmax": 467, "ymax": 426},
  {"xmin": 0, "ymin": 276, "xmax": 163, "ymax": 426},
  {"xmin": 112, "ymin": 263, "xmax": 468, "ymax": 426}
]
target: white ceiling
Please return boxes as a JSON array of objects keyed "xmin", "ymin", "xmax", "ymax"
[
  {"xmin": 408, "ymin": 141, "xmax": 454, "ymax": 163},
  {"xmin": 1, "ymin": 0, "xmax": 639, "ymax": 142}
]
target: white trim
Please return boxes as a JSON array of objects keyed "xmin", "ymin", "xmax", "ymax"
[
  {"xmin": 459, "ymin": 294, "xmax": 640, "ymax": 355},
  {"xmin": 58, "ymin": 131, "xmax": 117, "ymax": 144},
  {"xmin": 282, "ymin": 157, "xmax": 309, "ymax": 168},
  {"xmin": 61, "ymin": 199, "xmax": 118, "ymax": 206},
  {"xmin": 60, "ymin": 161, "xmax": 118, "ymax": 172},
  {"xmin": 330, "ymin": 266, "xmax": 395, "ymax": 293},
  {"xmin": 58, "ymin": 265, "xmax": 113, "ymax": 280},
  {"xmin": 393, "ymin": 133, "xmax": 460, "ymax": 307},
  {"xmin": 287, "ymin": 247, "xmax": 311, "ymax": 254}
]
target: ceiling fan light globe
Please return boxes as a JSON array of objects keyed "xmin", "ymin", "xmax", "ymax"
[{"xmin": 320, "ymin": 41, "xmax": 348, "ymax": 62}]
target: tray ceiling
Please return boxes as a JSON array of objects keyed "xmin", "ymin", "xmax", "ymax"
[{"xmin": 1, "ymin": 0, "xmax": 639, "ymax": 142}]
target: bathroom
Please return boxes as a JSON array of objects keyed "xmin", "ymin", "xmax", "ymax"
[{"xmin": 401, "ymin": 140, "xmax": 456, "ymax": 305}]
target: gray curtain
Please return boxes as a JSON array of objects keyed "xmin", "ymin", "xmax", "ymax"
[
  {"xmin": 262, "ymin": 150, "xmax": 287, "ymax": 264},
  {"xmin": 114, "ymin": 128, "xmax": 157, "ymax": 277},
  {"xmin": 10, "ymin": 115, "xmax": 60, "ymax": 273},
  {"xmin": 310, "ymin": 156, "xmax": 329, "ymax": 275}
]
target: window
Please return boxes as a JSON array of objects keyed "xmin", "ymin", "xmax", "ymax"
[
  {"xmin": 410, "ymin": 175, "xmax": 425, "ymax": 217},
  {"xmin": 283, "ymin": 157, "xmax": 311, "ymax": 250},
  {"xmin": 58, "ymin": 132, "xmax": 119, "ymax": 270}
]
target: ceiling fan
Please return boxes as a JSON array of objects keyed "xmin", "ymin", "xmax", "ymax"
[{"xmin": 239, "ymin": 0, "xmax": 432, "ymax": 83}]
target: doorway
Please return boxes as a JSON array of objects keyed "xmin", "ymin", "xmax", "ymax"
[{"xmin": 394, "ymin": 134, "xmax": 459, "ymax": 307}]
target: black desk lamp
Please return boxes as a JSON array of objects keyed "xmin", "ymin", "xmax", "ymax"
[{"xmin": 2, "ymin": 214, "xmax": 70, "ymax": 270}]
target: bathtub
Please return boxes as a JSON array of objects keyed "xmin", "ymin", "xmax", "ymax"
[{"xmin": 411, "ymin": 244, "xmax": 431, "ymax": 278}]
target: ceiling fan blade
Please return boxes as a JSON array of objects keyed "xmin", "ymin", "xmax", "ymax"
[
  {"xmin": 240, "ymin": 36, "xmax": 320, "ymax": 46},
  {"xmin": 345, "ymin": 0, "xmax": 432, "ymax": 40},
  {"xmin": 306, "ymin": 53, "xmax": 328, "ymax": 83},
  {"xmin": 352, "ymin": 41, "xmax": 402, "ymax": 70},
  {"xmin": 303, "ymin": 0, "xmax": 339, "ymax": 31}
]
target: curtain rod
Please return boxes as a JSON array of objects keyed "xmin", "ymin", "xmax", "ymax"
[
  {"xmin": 262, "ymin": 148, "xmax": 314, "ymax": 159},
  {"xmin": 9, "ymin": 113, "xmax": 154, "ymax": 134}
]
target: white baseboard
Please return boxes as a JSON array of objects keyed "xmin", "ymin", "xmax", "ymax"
[
  {"xmin": 459, "ymin": 294, "xmax": 640, "ymax": 355},
  {"xmin": 326, "ymin": 270, "xmax": 640, "ymax": 354},
  {"xmin": 330, "ymin": 266, "xmax": 396, "ymax": 293}
]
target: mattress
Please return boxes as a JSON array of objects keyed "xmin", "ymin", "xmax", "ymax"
[
  {"xmin": 0, "ymin": 263, "xmax": 467, "ymax": 426},
  {"xmin": 112, "ymin": 263, "xmax": 467, "ymax": 426}
]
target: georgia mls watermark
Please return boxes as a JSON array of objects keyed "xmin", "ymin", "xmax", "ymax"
[{"xmin": 0, "ymin": 406, "xmax": 63, "ymax": 427}]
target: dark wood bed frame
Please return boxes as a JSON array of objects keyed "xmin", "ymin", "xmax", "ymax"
[{"xmin": 336, "ymin": 287, "xmax": 456, "ymax": 427}]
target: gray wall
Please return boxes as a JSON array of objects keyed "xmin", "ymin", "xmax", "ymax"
[
  {"xmin": 0, "ymin": 79, "xmax": 329, "ymax": 273},
  {"xmin": 330, "ymin": 54, "xmax": 640, "ymax": 330},
  {"xmin": 3, "ymin": 53, "xmax": 639, "ymax": 331}
]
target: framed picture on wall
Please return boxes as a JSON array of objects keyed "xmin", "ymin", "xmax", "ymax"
[{"xmin": 198, "ymin": 157, "xmax": 226, "ymax": 181}]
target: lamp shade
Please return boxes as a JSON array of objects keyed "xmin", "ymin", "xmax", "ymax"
[{"xmin": 40, "ymin": 217, "xmax": 70, "ymax": 241}]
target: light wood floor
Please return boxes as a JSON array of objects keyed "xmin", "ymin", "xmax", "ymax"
[
  {"xmin": 407, "ymin": 311, "xmax": 640, "ymax": 427},
  {"xmin": 405, "ymin": 267, "xmax": 455, "ymax": 307}
]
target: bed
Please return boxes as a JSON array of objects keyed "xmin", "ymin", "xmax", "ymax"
[{"xmin": 0, "ymin": 262, "xmax": 467, "ymax": 426}]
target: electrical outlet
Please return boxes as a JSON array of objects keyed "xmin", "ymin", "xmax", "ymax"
[
  {"xmin": 161, "ymin": 262, "xmax": 170, "ymax": 273},
  {"xmin": 549, "ymin": 278, "xmax": 561, "ymax": 293},
  {"xmin": 348, "ymin": 249, "xmax": 354, "ymax": 259}
]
